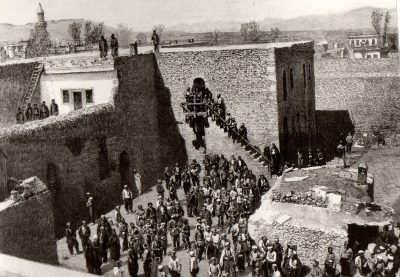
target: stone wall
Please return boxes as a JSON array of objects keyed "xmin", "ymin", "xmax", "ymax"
[
  {"xmin": 0, "ymin": 55, "xmax": 168, "ymax": 237},
  {"xmin": 0, "ymin": 190, "xmax": 58, "ymax": 265},
  {"xmin": 251, "ymin": 221, "xmax": 347, "ymax": 268},
  {"xmin": 156, "ymin": 47, "xmax": 280, "ymax": 153},
  {"xmin": 275, "ymin": 42, "xmax": 316, "ymax": 159},
  {"xmin": 315, "ymin": 58, "xmax": 400, "ymax": 134},
  {"xmin": 0, "ymin": 62, "xmax": 40, "ymax": 127}
]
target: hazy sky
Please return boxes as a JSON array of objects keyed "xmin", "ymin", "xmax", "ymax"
[{"xmin": 0, "ymin": 0, "xmax": 397, "ymax": 31}]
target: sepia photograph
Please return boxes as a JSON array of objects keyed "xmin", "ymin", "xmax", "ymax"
[{"xmin": 0, "ymin": 0, "xmax": 399, "ymax": 276}]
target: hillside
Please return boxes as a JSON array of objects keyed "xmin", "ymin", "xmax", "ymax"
[
  {"xmin": 0, "ymin": 19, "xmax": 116, "ymax": 43},
  {"xmin": 167, "ymin": 6, "xmax": 397, "ymax": 33}
]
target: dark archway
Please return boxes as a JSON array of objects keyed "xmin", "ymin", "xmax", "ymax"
[
  {"xmin": 303, "ymin": 63, "xmax": 307, "ymax": 89},
  {"xmin": 119, "ymin": 151, "xmax": 130, "ymax": 188}
]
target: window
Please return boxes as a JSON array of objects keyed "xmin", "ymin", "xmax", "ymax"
[
  {"xmin": 373, "ymin": 54, "xmax": 379, "ymax": 59},
  {"xmin": 290, "ymin": 68, "xmax": 294, "ymax": 91},
  {"xmin": 366, "ymin": 55, "xmax": 371, "ymax": 59},
  {"xmin": 62, "ymin": 90, "xmax": 69, "ymax": 103},
  {"xmin": 356, "ymin": 40, "xmax": 360, "ymax": 46},
  {"xmin": 372, "ymin": 39, "xmax": 376, "ymax": 46},
  {"xmin": 86, "ymin": 89, "xmax": 93, "ymax": 103},
  {"xmin": 283, "ymin": 69, "xmax": 287, "ymax": 101},
  {"xmin": 303, "ymin": 64, "xmax": 306, "ymax": 89}
]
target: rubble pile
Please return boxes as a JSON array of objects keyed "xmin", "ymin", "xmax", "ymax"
[
  {"xmin": 9, "ymin": 176, "xmax": 48, "ymax": 203},
  {"xmin": 271, "ymin": 190, "xmax": 328, "ymax": 207}
]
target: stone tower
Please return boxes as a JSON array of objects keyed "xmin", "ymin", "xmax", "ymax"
[{"xmin": 36, "ymin": 3, "xmax": 47, "ymax": 29}]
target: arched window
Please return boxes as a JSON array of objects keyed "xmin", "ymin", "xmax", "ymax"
[
  {"xmin": 303, "ymin": 64, "xmax": 306, "ymax": 88},
  {"xmin": 290, "ymin": 68, "xmax": 294, "ymax": 91},
  {"xmin": 282, "ymin": 69, "xmax": 287, "ymax": 101}
]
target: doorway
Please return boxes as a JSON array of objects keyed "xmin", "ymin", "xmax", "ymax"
[
  {"xmin": 347, "ymin": 224, "xmax": 379, "ymax": 251},
  {"xmin": 73, "ymin": 91, "xmax": 83, "ymax": 110}
]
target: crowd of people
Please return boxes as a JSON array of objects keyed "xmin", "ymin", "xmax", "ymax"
[
  {"xmin": 16, "ymin": 99, "xmax": 59, "ymax": 124},
  {"xmin": 65, "ymin": 153, "xmax": 275, "ymax": 277}
]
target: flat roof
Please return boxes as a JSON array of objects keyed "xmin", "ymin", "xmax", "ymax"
[{"xmin": 348, "ymin": 34, "xmax": 379, "ymax": 38}]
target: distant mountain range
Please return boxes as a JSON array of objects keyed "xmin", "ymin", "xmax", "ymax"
[
  {"xmin": 167, "ymin": 6, "xmax": 397, "ymax": 33},
  {"xmin": 0, "ymin": 6, "xmax": 397, "ymax": 43}
]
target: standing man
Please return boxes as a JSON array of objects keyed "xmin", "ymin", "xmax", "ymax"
[
  {"xmin": 122, "ymin": 185, "xmax": 133, "ymax": 214},
  {"xmin": 168, "ymin": 250, "xmax": 182, "ymax": 277},
  {"xmin": 133, "ymin": 169, "xmax": 142, "ymax": 196},
  {"xmin": 78, "ymin": 220, "xmax": 91, "ymax": 252},
  {"xmin": 151, "ymin": 29, "xmax": 160, "ymax": 54},
  {"xmin": 65, "ymin": 222, "xmax": 80, "ymax": 257},
  {"xmin": 25, "ymin": 103, "xmax": 33, "ymax": 121},
  {"xmin": 110, "ymin": 34, "xmax": 119, "ymax": 58},
  {"xmin": 173, "ymin": 163, "xmax": 181, "ymax": 188},
  {"xmin": 189, "ymin": 251, "xmax": 200, "ymax": 277},
  {"xmin": 39, "ymin": 101, "xmax": 49, "ymax": 119},
  {"xmin": 16, "ymin": 107, "xmax": 24, "ymax": 124},
  {"xmin": 33, "ymin": 104, "xmax": 40, "ymax": 120},
  {"xmin": 86, "ymin": 193, "xmax": 95, "ymax": 225},
  {"xmin": 346, "ymin": 132, "xmax": 353, "ymax": 154},
  {"xmin": 50, "ymin": 99, "xmax": 59, "ymax": 116},
  {"xmin": 337, "ymin": 141, "xmax": 347, "ymax": 168},
  {"xmin": 99, "ymin": 35, "xmax": 108, "ymax": 59}
]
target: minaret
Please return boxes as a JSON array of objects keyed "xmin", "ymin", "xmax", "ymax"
[{"xmin": 36, "ymin": 3, "xmax": 47, "ymax": 29}]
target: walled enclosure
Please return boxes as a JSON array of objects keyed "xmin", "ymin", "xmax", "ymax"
[
  {"xmin": 0, "ymin": 182, "xmax": 58, "ymax": 265},
  {"xmin": 315, "ymin": 58, "xmax": 400, "ymax": 134},
  {"xmin": 0, "ymin": 55, "xmax": 187, "ymax": 237}
]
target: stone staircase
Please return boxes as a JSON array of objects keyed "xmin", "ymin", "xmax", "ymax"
[{"xmin": 204, "ymin": 121, "xmax": 270, "ymax": 177}]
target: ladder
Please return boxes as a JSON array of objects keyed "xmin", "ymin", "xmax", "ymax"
[{"xmin": 21, "ymin": 62, "xmax": 44, "ymax": 111}]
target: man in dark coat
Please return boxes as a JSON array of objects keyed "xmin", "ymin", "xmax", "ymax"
[
  {"xmin": 50, "ymin": 99, "xmax": 59, "ymax": 116},
  {"xmin": 91, "ymin": 235, "xmax": 102, "ymax": 274},
  {"xmin": 84, "ymin": 240, "xmax": 95, "ymax": 273},
  {"xmin": 109, "ymin": 229, "xmax": 121, "ymax": 262},
  {"xmin": 151, "ymin": 29, "xmax": 160, "ymax": 53},
  {"xmin": 16, "ymin": 107, "xmax": 24, "ymax": 124},
  {"xmin": 238, "ymin": 123, "xmax": 248, "ymax": 143},
  {"xmin": 110, "ymin": 34, "xmax": 119, "ymax": 57},
  {"xmin": 127, "ymin": 246, "xmax": 139, "ymax": 277},
  {"xmin": 25, "ymin": 103, "xmax": 33, "ymax": 121},
  {"xmin": 39, "ymin": 101, "xmax": 49, "ymax": 119},
  {"xmin": 33, "ymin": 104, "xmax": 40, "ymax": 120},
  {"xmin": 98, "ymin": 226, "xmax": 109, "ymax": 263},
  {"xmin": 99, "ymin": 35, "xmax": 108, "ymax": 59},
  {"xmin": 78, "ymin": 220, "xmax": 91, "ymax": 251},
  {"xmin": 65, "ymin": 222, "xmax": 80, "ymax": 256}
]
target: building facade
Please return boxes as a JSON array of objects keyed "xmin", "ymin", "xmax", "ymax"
[{"xmin": 348, "ymin": 34, "xmax": 381, "ymax": 59}]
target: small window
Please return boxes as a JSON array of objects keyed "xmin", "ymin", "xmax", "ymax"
[
  {"xmin": 367, "ymin": 55, "xmax": 371, "ymax": 59},
  {"xmin": 289, "ymin": 68, "xmax": 294, "ymax": 91},
  {"xmin": 283, "ymin": 69, "xmax": 287, "ymax": 101},
  {"xmin": 62, "ymin": 90, "xmax": 69, "ymax": 103},
  {"xmin": 86, "ymin": 90, "xmax": 93, "ymax": 103},
  {"xmin": 372, "ymin": 39, "xmax": 376, "ymax": 46},
  {"xmin": 373, "ymin": 54, "xmax": 379, "ymax": 59}
]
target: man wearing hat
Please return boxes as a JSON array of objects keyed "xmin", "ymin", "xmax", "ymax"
[
  {"xmin": 220, "ymin": 241, "xmax": 236, "ymax": 277},
  {"xmin": 310, "ymin": 260, "xmax": 322, "ymax": 277},
  {"xmin": 189, "ymin": 250, "xmax": 199, "ymax": 276},
  {"xmin": 271, "ymin": 264, "xmax": 281, "ymax": 277},
  {"xmin": 215, "ymin": 197, "xmax": 226, "ymax": 228},
  {"xmin": 355, "ymin": 250, "xmax": 369, "ymax": 276},
  {"xmin": 86, "ymin": 193, "xmax": 95, "ymax": 225},
  {"xmin": 195, "ymin": 225, "xmax": 205, "ymax": 261},
  {"xmin": 122, "ymin": 185, "xmax": 133, "ymax": 214},
  {"xmin": 156, "ymin": 179, "xmax": 165, "ymax": 199},
  {"xmin": 250, "ymin": 245, "xmax": 263, "ymax": 277},
  {"xmin": 181, "ymin": 219, "xmax": 191, "ymax": 250},
  {"xmin": 127, "ymin": 245, "xmax": 139, "ymax": 277},
  {"xmin": 209, "ymin": 256, "xmax": 222, "ymax": 277},
  {"xmin": 78, "ymin": 220, "xmax": 91, "ymax": 252},
  {"xmin": 324, "ymin": 246, "xmax": 337, "ymax": 269},
  {"xmin": 168, "ymin": 250, "xmax": 182, "ymax": 277}
]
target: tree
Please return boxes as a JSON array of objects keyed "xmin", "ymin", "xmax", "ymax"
[
  {"xmin": 247, "ymin": 21, "xmax": 261, "ymax": 42},
  {"xmin": 26, "ymin": 25, "xmax": 51, "ymax": 57},
  {"xmin": 68, "ymin": 21, "xmax": 82, "ymax": 44},
  {"xmin": 84, "ymin": 21, "xmax": 105, "ymax": 44},
  {"xmin": 371, "ymin": 10, "xmax": 383, "ymax": 38},
  {"xmin": 383, "ymin": 11, "xmax": 391, "ymax": 47},
  {"xmin": 116, "ymin": 23, "xmax": 134, "ymax": 48},
  {"xmin": 240, "ymin": 23, "xmax": 249, "ymax": 42},
  {"xmin": 270, "ymin": 27, "xmax": 280, "ymax": 42},
  {"xmin": 153, "ymin": 24, "xmax": 165, "ymax": 38},
  {"xmin": 136, "ymin": 33, "xmax": 147, "ymax": 45},
  {"xmin": 212, "ymin": 30, "xmax": 220, "ymax": 45}
]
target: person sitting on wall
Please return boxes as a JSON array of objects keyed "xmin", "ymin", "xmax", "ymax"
[
  {"xmin": 39, "ymin": 101, "xmax": 49, "ymax": 119},
  {"xmin": 25, "ymin": 103, "xmax": 33, "ymax": 121},
  {"xmin": 16, "ymin": 107, "xmax": 24, "ymax": 124},
  {"xmin": 33, "ymin": 104, "xmax": 40, "ymax": 120}
]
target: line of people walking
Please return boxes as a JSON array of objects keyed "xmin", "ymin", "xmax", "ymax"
[{"xmin": 16, "ymin": 99, "xmax": 59, "ymax": 124}]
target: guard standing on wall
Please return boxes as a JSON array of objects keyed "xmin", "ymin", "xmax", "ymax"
[
  {"xmin": 39, "ymin": 101, "xmax": 49, "ymax": 119},
  {"xmin": 50, "ymin": 99, "xmax": 59, "ymax": 116},
  {"xmin": 33, "ymin": 104, "xmax": 40, "ymax": 120},
  {"xmin": 110, "ymin": 34, "xmax": 119, "ymax": 58},
  {"xmin": 151, "ymin": 29, "xmax": 160, "ymax": 54},
  {"xmin": 25, "ymin": 103, "xmax": 33, "ymax": 121},
  {"xmin": 86, "ymin": 192, "xmax": 95, "ymax": 225}
]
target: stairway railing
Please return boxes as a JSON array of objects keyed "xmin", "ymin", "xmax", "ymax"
[{"xmin": 180, "ymin": 101, "xmax": 272, "ymax": 169}]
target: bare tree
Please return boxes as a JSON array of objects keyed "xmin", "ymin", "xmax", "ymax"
[
  {"xmin": 27, "ymin": 25, "xmax": 51, "ymax": 57},
  {"xmin": 83, "ymin": 21, "xmax": 105, "ymax": 44},
  {"xmin": 371, "ymin": 10, "xmax": 383, "ymax": 38},
  {"xmin": 153, "ymin": 24, "xmax": 165, "ymax": 38},
  {"xmin": 84, "ymin": 21, "xmax": 93, "ymax": 44},
  {"xmin": 116, "ymin": 23, "xmax": 134, "ymax": 48},
  {"xmin": 136, "ymin": 33, "xmax": 147, "ymax": 45},
  {"xmin": 270, "ymin": 27, "xmax": 280, "ymax": 42},
  {"xmin": 68, "ymin": 21, "xmax": 82, "ymax": 45},
  {"xmin": 383, "ymin": 11, "xmax": 391, "ymax": 46},
  {"xmin": 212, "ymin": 30, "xmax": 220, "ymax": 45},
  {"xmin": 248, "ymin": 21, "xmax": 261, "ymax": 42},
  {"xmin": 240, "ymin": 23, "xmax": 249, "ymax": 42}
]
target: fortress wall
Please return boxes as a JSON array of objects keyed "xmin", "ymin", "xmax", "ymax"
[
  {"xmin": 156, "ymin": 47, "xmax": 279, "ymax": 152},
  {"xmin": 0, "ymin": 190, "xmax": 58, "ymax": 265}
]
